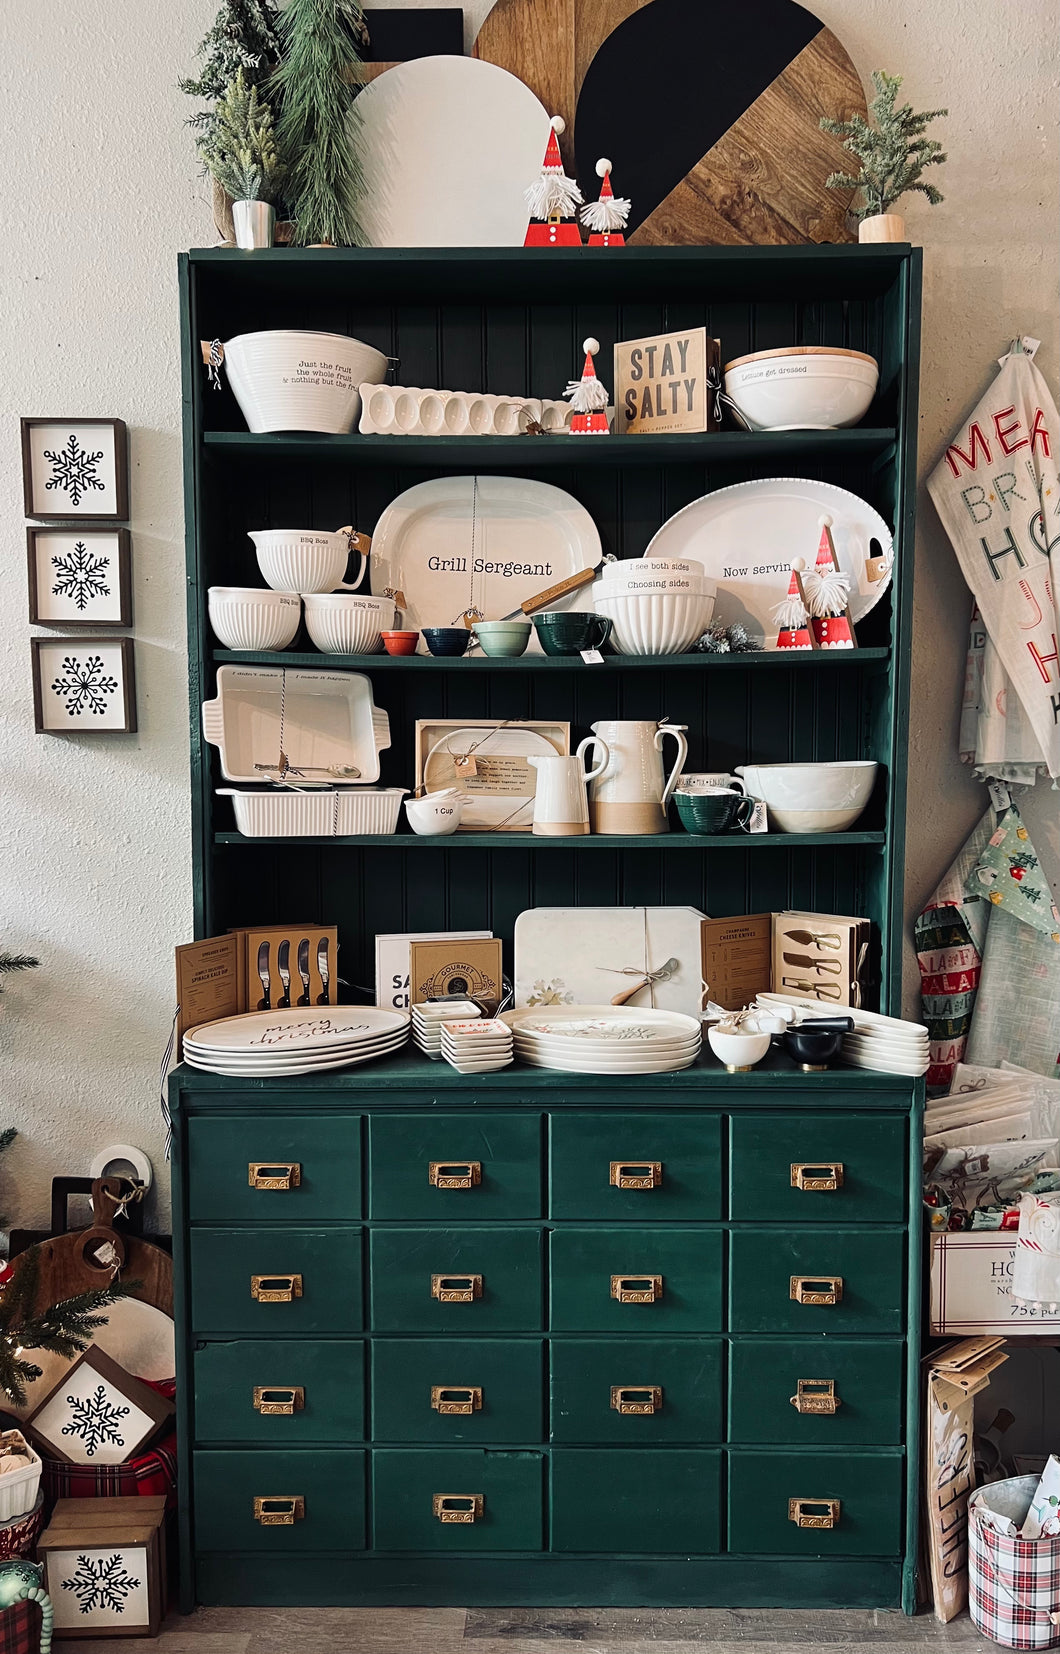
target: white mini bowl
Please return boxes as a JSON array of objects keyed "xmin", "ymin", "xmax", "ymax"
[
  {"xmin": 595, "ymin": 590, "xmax": 715, "ymax": 656},
  {"xmin": 406, "ymin": 789, "xmax": 467, "ymax": 837},
  {"xmin": 221, "ymin": 330, "xmax": 388, "ymax": 434},
  {"xmin": 207, "ymin": 587, "xmax": 301, "ymax": 651},
  {"xmin": 723, "ymin": 347, "xmax": 879, "ymax": 431},
  {"xmin": 303, "ymin": 593, "xmax": 395, "ymax": 654},
  {"xmin": 736, "ymin": 760, "xmax": 878, "ymax": 832},
  {"xmin": 707, "ymin": 1025, "xmax": 772, "ymax": 1070}
]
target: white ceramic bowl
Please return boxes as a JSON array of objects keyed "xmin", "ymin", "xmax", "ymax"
[
  {"xmin": 595, "ymin": 590, "xmax": 715, "ymax": 656},
  {"xmin": 723, "ymin": 348, "xmax": 879, "ymax": 431},
  {"xmin": 594, "ymin": 571, "xmax": 712, "ymax": 599},
  {"xmin": 207, "ymin": 587, "xmax": 301, "ymax": 651},
  {"xmin": 221, "ymin": 330, "xmax": 388, "ymax": 434},
  {"xmin": 736, "ymin": 760, "xmax": 878, "ymax": 832},
  {"xmin": 405, "ymin": 789, "xmax": 467, "ymax": 837},
  {"xmin": 250, "ymin": 529, "xmax": 368, "ymax": 594},
  {"xmin": 707, "ymin": 1026, "xmax": 772, "ymax": 1070},
  {"xmin": 303, "ymin": 593, "xmax": 395, "ymax": 654}
]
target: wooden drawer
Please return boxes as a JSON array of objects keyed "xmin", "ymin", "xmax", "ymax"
[
  {"xmin": 187, "ymin": 1115, "xmax": 361, "ymax": 1222},
  {"xmin": 550, "ymin": 1229, "xmax": 723, "ymax": 1332},
  {"xmin": 729, "ymin": 1340, "xmax": 905, "ymax": 1445},
  {"xmin": 189, "ymin": 1229, "xmax": 362, "ymax": 1334},
  {"xmin": 369, "ymin": 1114, "xmax": 542, "ymax": 1219},
  {"xmin": 193, "ymin": 1448, "xmax": 365, "ymax": 1552},
  {"xmin": 729, "ymin": 1450, "xmax": 904, "ymax": 1556},
  {"xmin": 193, "ymin": 1339, "xmax": 364, "ymax": 1444},
  {"xmin": 371, "ymin": 1339, "xmax": 545, "ymax": 1443},
  {"xmin": 372, "ymin": 1449, "xmax": 544, "ymax": 1550},
  {"xmin": 370, "ymin": 1228, "xmax": 543, "ymax": 1332},
  {"xmin": 551, "ymin": 1449, "xmax": 722, "ymax": 1553},
  {"xmin": 730, "ymin": 1115, "xmax": 906, "ymax": 1224},
  {"xmin": 550, "ymin": 1338, "xmax": 723, "ymax": 1443},
  {"xmin": 550, "ymin": 1114, "xmax": 722, "ymax": 1221},
  {"xmin": 729, "ymin": 1230, "xmax": 905, "ymax": 1335}
]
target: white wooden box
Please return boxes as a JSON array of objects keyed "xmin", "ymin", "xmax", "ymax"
[
  {"xmin": 514, "ymin": 905, "xmax": 707, "ymax": 1019},
  {"xmin": 930, "ymin": 1232, "xmax": 1060, "ymax": 1335}
]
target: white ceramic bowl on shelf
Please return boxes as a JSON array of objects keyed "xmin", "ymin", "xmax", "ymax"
[
  {"xmin": 594, "ymin": 589, "xmax": 715, "ymax": 656},
  {"xmin": 723, "ymin": 347, "xmax": 879, "ymax": 431},
  {"xmin": 250, "ymin": 528, "xmax": 368, "ymax": 594},
  {"xmin": 596, "ymin": 558, "xmax": 699, "ymax": 591},
  {"xmin": 207, "ymin": 587, "xmax": 301, "ymax": 651},
  {"xmin": 594, "ymin": 571, "xmax": 711, "ymax": 600},
  {"xmin": 736, "ymin": 760, "xmax": 878, "ymax": 832},
  {"xmin": 303, "ymin": 593, "xmax": 395, "ymax": 654},
  {"xmin": 220, "ymin": 330, "xmax": 388, "ymax": 434}
]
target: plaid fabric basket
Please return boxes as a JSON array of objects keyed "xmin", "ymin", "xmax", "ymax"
[
  {"xmin": 0, "ymin": 1601, "xmax": 43, "ymax": 1654},
  {"xmin": 970, "ymin": 1480, "xmax": 1060, "ymax": 1650}
]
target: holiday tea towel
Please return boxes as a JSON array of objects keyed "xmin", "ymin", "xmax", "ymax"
[{"xmin": 928, "ymin": 342, "xmax": 1059, "ymax": 778}]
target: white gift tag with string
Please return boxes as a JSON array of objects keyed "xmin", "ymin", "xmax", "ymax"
[{"xmin": 580, "ymin": 648, "xmax": 605, "ymax": 665}]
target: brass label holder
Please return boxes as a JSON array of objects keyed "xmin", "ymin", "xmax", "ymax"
[
  {"xmin": 429, "ymin": 1161, "xmax": 482, "ymax": 1189},
  {"xmin": 253, "ymin": 1386, "xmax": 305, "ymax": 1415},
  {"xmin": 610, "ymin": 1161, "xmax": 662, "ymax": 1190},
  {"xmin": 433, "ymin": 1493, "xmax": 483, "ymax": 1524},
  {"xmin": 788, "ymin": 1497, "xmax": 840, "ymax": 1529},
  {"xmin": 248, "ymin": 1162, "xmax": 301, "ymax": 1190},
  {"xmin": 790, "ymin": 1378, "xmax": 840, "ymax": 1415},
  {"xmin": 251, "ymin": 1273, "xmax": 303, "ymax": 1303},
  {"xmin": 431, "ymin": 1273, "xmax": 483, "ymax": 1303},
  {"xmin": 790, "ymin": 1275, "xmax": 843, "ymax": 1306},
  {"xmin": 431, "ymin": 1385, "xmax": 483, "ymax": 1415},
  {"xmin": 790, "ymin": 1162, "xmax": 844, "ymax": 1192},
  {"xmin": 253, "ymin": 1495, "xmax": 305, "ymax": 1525},
  {"xmin": 611, "ymin": 1385, "xmax": 662, "ymax": 1415},
  {"xmin": 611, "ymin": 1273, "xmax": 663, "ymax": 1304}
]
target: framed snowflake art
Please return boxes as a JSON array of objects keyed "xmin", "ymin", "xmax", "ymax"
[
  {"xmin": 20, "ymin": 417, "xmax": 129, "ymax": 521},
  {"xmin": 27, "ymin": 528, "xmax": 132, "ymax": 626},
  {"xmin": 31, "ymin": 637, "xmax": 136, "ymax": 733},
  {"xmin": 25, "ymin": 1346, "xmax": 173, "ymax": 1466},
  {"xmin": 39, "ymin": 1493, "xmax": 167, "ymax": 1638}
]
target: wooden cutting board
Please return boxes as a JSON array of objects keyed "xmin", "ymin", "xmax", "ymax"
[
  {"xmin": 12, "ymin": 1179, "xmax": 173, "ymax": 1319},
  {"xmin": 573, "ymin": 0, "xmax": 867, "ymax": 244},
  {"xmin": 472, "ymin": 0, "xmax": 652, "ymax": 166}
]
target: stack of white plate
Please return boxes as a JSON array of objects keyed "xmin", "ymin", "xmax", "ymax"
[
  {"xmin": 592, "ymin": 558, "xmax": 716, "ymax": 656},
  {"xmin": 441, "ymin": 1018, "xmax": 514, "ymax": 1074},
  {"xmin": 183, "ymin": 1006, "xmax": 410, "ymax": 1077},
  {"xmin": 502, "ymin": 1004, "xmax": 701, "ymax": 1075},
  {"xmin": 412, "ymin": 1000, "xmax": 483, "ymax": 1059},
  {"xmin": 755, "ymin": 992, "xmax": 929, "ymax": 1077}
]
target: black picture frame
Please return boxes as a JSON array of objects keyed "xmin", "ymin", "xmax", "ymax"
[
  {"xmin": 31, "ymin": 636, "xmax": 137, "ymax": 734},
  {"xmin": 20, "ymin": 416, "xmax": 129, "ymax": 522},
  {"xmin": 26, "ymin": 526, "xmax": 132, "ymax": 627}
]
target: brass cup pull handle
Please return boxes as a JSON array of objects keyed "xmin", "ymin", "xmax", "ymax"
[
  {"xmin": 790, "ymin": 1275, "xmax": 843, "ymax": 1306},
  {"xmin": 791, "ymin": 1162, "xmax": 844, "ymax": 1192},
  {"xmin": 253, "ymin": 1386, "xmax": 305, "ymax": 1415},
  {"xmin": 431, "ymin": 1273, "xmax": 483, "ymax": 1303},
  {"xmin": 431, "ymin": 1385, "xmax": 483, "ymax": 1415},
  {"xmin": 611, "ymin": 1273, "xmax": 663, "ymax": 1304},
  {"xmin": 433, "ymin": 1493, "xmax": 483, "ymax": 1524},
  {"xmin": 253, "ymin": 1495, "xmax": 305, "ymax": 1526},
  {"xmin": 251, "ymin": 1273, "xmax": 303, "ymax": 1303},
  {"xmin": 610, "ymin": 1161, "xmax": 663, "ymax": 1190},
  {"xmin": 429, "ymin": 1161, "xmax": 482, "ymax": 1189},
  {"xmin": 790, "ymin": 1379, "xmax": 840, "ymax": 1415},
  {"xmin": 789, "ymin": 1497, "xmax": 840, "ymax": 1530},
  {"xmin": 611, "ymin": 1385, "xmax": 663, "ymax": 1415},
  {"xmin": 248, "ymin": 1162, "xmax": 301, "ymax": 1190}
]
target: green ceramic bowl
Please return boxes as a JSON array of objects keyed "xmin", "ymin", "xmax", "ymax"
[
  {"xmin": 675, "ymin": 788, "xmax": 754, "ymax": 834},
  {"xmin": 532, "ymin": 611, "xmax": 613, "ymax": 656},
  {"xmin": 472, "ymin": 621, "xmax": 532, "ymax": 658}
]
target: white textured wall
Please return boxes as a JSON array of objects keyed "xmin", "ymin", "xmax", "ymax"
[{"xmin": 0, "ymin": 0, "xmax": 1056, "ymax": 1232}]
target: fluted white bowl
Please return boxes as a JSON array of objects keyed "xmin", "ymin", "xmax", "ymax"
[
  {"xmin": 250, "ymin": 529, "xmax": 367, "ymax": 594},
  {"xmin": 595, "ymin": 571, "xmax": 712, "ymax": 599},
  {"xmin": 208, "ymin": 587, "xmax": 301, "ymax": 651},
  {"xmin": 222, "ymin": 331, "xmax": 388, "ymax": 434},
  {"xmin": 594, "ymin": 590, "xmax": 715, "ymax": 655},
  {"xmin": 598, "ymin": 557, "xmax": 698, "ymax": 588},
  {"xmin": 303, "ymin": 593, "xmax": 395, "ymax": 654}
]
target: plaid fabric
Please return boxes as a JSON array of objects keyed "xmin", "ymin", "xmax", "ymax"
[
  {"xmin": 41, "ymin": 1378, "xmax": 177, "ymax": 1510},
  {"xmin": 0, "ymin": 1602, "xmax": 43, "ymax": 1654},
  {"xmin": 970, "ymin": 1506, "xmax": 1060, "ymax": 1649}
]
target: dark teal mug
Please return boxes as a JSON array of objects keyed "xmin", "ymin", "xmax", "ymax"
[
  {"xmin": 532, "ymin": 611, "xmax": 613, "ymax": 656},
  {"xmin": 674, "ymin": 788, "xmax": 755, "ymax": 834}
]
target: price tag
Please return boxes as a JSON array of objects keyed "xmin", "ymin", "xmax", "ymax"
[
  {"xmin": 580, "ymin": 648, "xmax": 605, "ymax": 665},
  {"xmin": 453, "ymin": 755, "xmax": 478, "ymax": 778},
  {"xmin": 988, "ymin": 780, "xmax": 1012, "ymax": 813}
]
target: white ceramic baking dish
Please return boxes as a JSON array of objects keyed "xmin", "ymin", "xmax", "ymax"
[
  {"xmin": 202, "ymin": 666, "xmax": 390, "ymax": 784},
  {"xmin": 218, "ymin": 787, "xmax": 408, "ymax": 837}
]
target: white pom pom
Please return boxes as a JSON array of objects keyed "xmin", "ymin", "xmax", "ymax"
[
  {"xmin": 550, "ymin": 115, "xmax": 565, "ymax": 133},
  {"xmin": 818, "ymin": 512, "xmax": 833, "ymax": 528},
  {"xmin": 582, "ymin": 337, "xmax": 600, "ymax": 355},
  {"xmin": 596, "ymin": 157, "xmax": 612, "ymax": 178},
  {"xmin": 791, "ymin": 556, "xmax": 806, "ymax": 572}
]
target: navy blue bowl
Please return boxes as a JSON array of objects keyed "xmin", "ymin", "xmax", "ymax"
[{"xmin": 422, "ymin": 627, "xmax": 471, "ymax": 657}]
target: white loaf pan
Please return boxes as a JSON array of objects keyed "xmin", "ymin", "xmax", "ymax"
[{"xmin": 218, "ymin": 788, "xmax": 408, "ymax": 837}]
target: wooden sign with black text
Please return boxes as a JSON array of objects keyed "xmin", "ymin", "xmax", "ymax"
[{"xmin": 614, "ymin": 328, "xmax": 720, "ymax": 435}]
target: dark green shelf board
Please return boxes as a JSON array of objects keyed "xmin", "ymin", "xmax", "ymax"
[
  {"xmin": 212, "ymin": 647, "xmax": 891, "ymax": 671},
  {"xmin": 203, "ymin": 429, "xmax": 896, "ymax": 467},
  {"xmin": 214, "ymin": 830, "xmax": 886, "ymax": 849}
]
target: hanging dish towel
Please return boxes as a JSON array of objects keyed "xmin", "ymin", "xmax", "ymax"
[
  {"xmin": 962, "ymin": 602, "xmax": 1047, "ymax": 784},
  {"xmin": 928, "ymin": 341, "xmax": 1059, "ymax": 780}
]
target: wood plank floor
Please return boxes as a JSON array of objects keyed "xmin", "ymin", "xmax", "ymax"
[{"xmin": 57, "ymin": 1606, "xmax": 989, "ymax": 1653}]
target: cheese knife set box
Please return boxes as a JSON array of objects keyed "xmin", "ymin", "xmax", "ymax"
[
  {"xmin": 175, "ymin": 924, "xmax": 337, "ymax": 1055},
  {"xmin": 701, "ymin": 910, "xmax": 871, "ymax": 1011}
]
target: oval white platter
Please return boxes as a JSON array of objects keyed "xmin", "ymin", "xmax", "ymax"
[
  {"xmin": 518, "ymin": 1049, "xmax": 700, "ymax": 1074},
  {"xmin": 643, "ymin": 478, "xmax": 894, "ymax": 649},
  {"xmin": 370, "ymin": 476, "xmax": 602, "ymax": 650},
  {"xmin": 185, "ymin": 1006, "xmax": 410, "ymax": 1055},
  {"xmin": 183, "ymin": 1036, "xmax": 409, "ymax": 1071},
  {"xmin": 504, "ymin": 1004, "xmax": 701, "ymax": 1038}
]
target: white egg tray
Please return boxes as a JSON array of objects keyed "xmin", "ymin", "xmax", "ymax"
[
  {"xmin": 218, "ymin": 787, "xmax": 408, "ymax": 837},
  {"xmin": 358, "ymin": 384, "xmax": 574, "ymax": 438}
]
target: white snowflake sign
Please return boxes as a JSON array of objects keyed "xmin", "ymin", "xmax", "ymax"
[
  {"xmin": 25, "ymin": 1345, "xmax": 173, "ymax": 1465},
  {"xmin": 27, "ymin": 528, "xmax": 131, "ymax": 625},
  {"xmin": 32, "ymin": 637, "xmax": 136, "ymax": 733},
  {"xmin": 21, "ymin": 418, "xmax": 129, "ymax": 520},
  {"xmin": 49, "ymin": 1545, "xmax": 151, "ymax": 1631},
  {"xmin": 39, "ymin": 1492, "xmax": 167, "ymax": 1638}
]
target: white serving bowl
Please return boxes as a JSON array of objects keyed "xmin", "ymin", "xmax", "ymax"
[
  {"xmin": 250, "ymin": 528, "xmax": 368, "ymax": 594},
  {"xmin": 736, "ymin": 760, "xmax": 878, "ymax": 832},
  {"xmin": 207, "ymin": 586, "xmax": 301, "ymax": 651},
  {"xmin": 594, "ymin": 571, "xmax": 712, "ymax": 599},
  {"xmin": 707, "ymin": 1025, "xmax": 772, "ymax": 1070},
  {"xmin": 221, "ymin": 330, "xmax": 388, "ymax": 434},
  {"xmin": 303, "ymin": 593, "xmax": 395, "ymax": 654},
  {"xmin": 597, "ymin": 559, "xmax": 700, "ymax": 591},
  {"xmin": 723, "ymin": 347, "xmax": 879, "ymax": 431},
  {"xmin": 595, "ymin": 590, "xmax": 715, "ymax": 656}
]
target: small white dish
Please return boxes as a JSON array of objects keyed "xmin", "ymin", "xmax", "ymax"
[
  {"xmin": 207, "ymin": 587, "xmax": 301, "ymax": 652},
  {"xmin": 706, "ymin": 1025, "xmax": 772, "ymax": 1071},
  {"xmin": 405, "ymin": 789, "xmax": 468, "ymax": 837}
]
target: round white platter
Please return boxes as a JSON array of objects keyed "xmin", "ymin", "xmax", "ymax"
[{"xmin": 184, "ymin": 1006, "xmax": 409, "ymax": 1056}]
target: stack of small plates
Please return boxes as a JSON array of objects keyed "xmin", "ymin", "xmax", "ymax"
[
  {"xmin": 502, "ymin": 1004, "xmax": 701, "ymax": 1075},
  {"xmin": 755, "ymin": 992, "xmax": 929, "ymax": 1077},
  {"xmin": 412, "ymin": 1000, "xmax": 483, "ymax": 1059},
  {"xmin": 441, "ymin": 1019, "xmax": 514, "ymax": 1074},
  {"xmin": 183, "ymin": 1006, "xmax": 410, "ymax": 1077}
]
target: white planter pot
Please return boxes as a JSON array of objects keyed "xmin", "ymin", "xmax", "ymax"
[{"xmin": 232, "ymin": 200, "xmax": 275, "ymax": 250}]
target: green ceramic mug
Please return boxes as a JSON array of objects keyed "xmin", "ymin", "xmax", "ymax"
[
  {"xmin": 532, "ymin": 611, "xmax": 613, "ymax": 656},
  {"xmin": 674, "ymin": 788, "xmax": 755, "ymax": 834}
]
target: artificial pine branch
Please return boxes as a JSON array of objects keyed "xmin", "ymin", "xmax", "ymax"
[
  {"xmin": 821, "ymin": 70, "xmax": 947, "ymax": 220},
  {"xmin": 0, "ymin": 1250, "xmax": 133, "ymax": 1409},
  {"xmin": 180, "ymin": 0, "xmax": 283, "ymax": 131},
  {"xmin": 197, "ymin": 68, "xmax": 286, "ymax": 203},
  {"xmin": 272, "ymin": 0, "xmax": 367, "ymax": 247}
]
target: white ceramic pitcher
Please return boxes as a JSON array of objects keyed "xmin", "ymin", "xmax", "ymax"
[
  {"xmin": 529, "ymin": 737, "xmax": 610, "ymax": 837},
  {"xmin": 250, "ymin": 526, "xmax": 369, "ymax": 594},
  {"xmin": 589, "ymin": 719, "xmax": 689, "ymax": 835}
]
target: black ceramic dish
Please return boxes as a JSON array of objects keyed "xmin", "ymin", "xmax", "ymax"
[
  {"xmin": 422, "ymin": 627, "xmax": 471, "ymax": 657},
  {"xmin": 782, "ymin": 1017, "xmax": 855, "ymax": 1071}
]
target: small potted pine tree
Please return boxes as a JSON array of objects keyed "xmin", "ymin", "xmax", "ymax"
[
  {"xmin": 821, "ymin": 70, "xmax": 947, "ymax": 243},
  {"xmin": 198, "ymin": 68, "xmax": 287, "ymax": 248}
]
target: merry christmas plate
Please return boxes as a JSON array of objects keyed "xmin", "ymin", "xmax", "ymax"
[{"xmin": 644, "ymin": 478, "xmax": 894, "ymax": 648}]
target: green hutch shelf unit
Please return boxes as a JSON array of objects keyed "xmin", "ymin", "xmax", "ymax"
[{"xmin": 174, "ymin": 244, "xmax": 924, "ymax": 1612}]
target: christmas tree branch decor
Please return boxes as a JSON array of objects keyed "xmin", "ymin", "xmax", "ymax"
[
  {"xmin": 821, "ymin": 70, "xmax": 947, "ymax": 224},
  {"xmin": 0, "ymin": 1250, "xmax": 132, "ymax": 1409},
  {"xmin": 272, "ymin": 0, "xmax": 367, "ymax": 247},
  {"xmin": 197, "ymin": 69, "xmax": 286, "ymax": 204},
  {"xmin": 180, "ymin": 0, "xmax": 282, "ymax": 131}
]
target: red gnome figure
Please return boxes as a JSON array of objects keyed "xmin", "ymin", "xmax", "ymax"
[
  {"xmin": 773, "ymin": 565, "xmax": 812, "ymax": 650},
  {"xmin": 565, "ymin": 338, "xmax": 610, "ymax": 436},
  {"xmin": 580, "ymin": 158, "xmax": 631, "ymax": 246},
  {"xmin": 803, "ymin": 515, "xmax": 856, "ymax": 649},
  {"xmin": 524, "ymin": 116, "xmax": 583, "ymax": 247}
]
